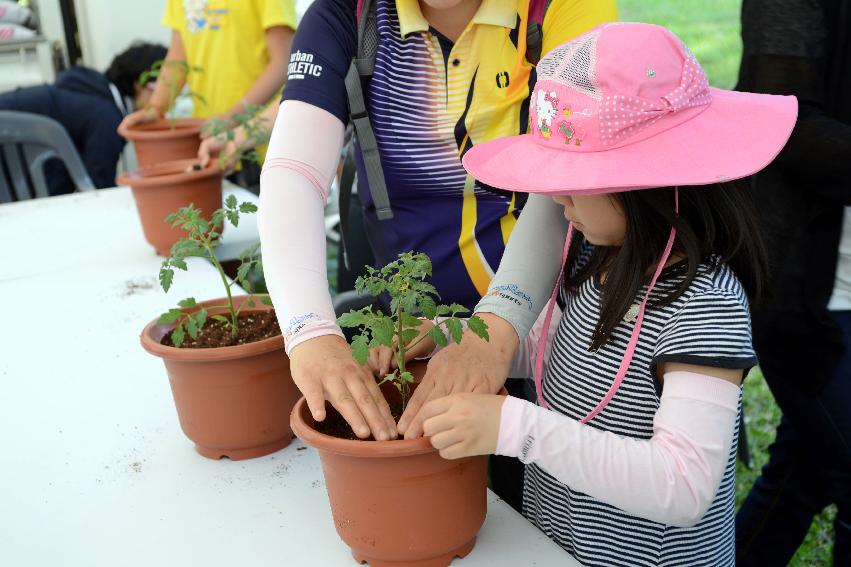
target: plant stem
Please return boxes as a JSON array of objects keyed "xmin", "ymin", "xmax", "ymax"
[
  {"xmin": 394, "ymin": 293, "xmax": 410, "ymax": 411},
  {"xmin": 203, "ymin": 237, "xmax": 238, "ymax": 337}
]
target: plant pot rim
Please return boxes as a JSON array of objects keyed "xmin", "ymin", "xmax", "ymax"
[
  {"xmin": 140, "ymin": 295, "xmax": 284, "ymax": 362},
  {"xmin": 117, "ymin": 159, "xmax": 222, "ymax": 188},
  {"xmin": 290, "ymin": 395, "xmax": 439, "ymax": 458},
  {"xmin": 117, "ymin": 117, "xmax": 204, "ymax": 141}
]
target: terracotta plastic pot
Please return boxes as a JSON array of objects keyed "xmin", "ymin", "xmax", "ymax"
[
  {"xmin": 118, "ymin": 159, "xmax": 222, "ymax": 256},
  {"xmin": 141, "ymin": 296, "xmax": 299, "ymax": 460},
  {"xmin": 118, "ymin": 118, "xmax": 204, "ymax": 168},
  {"xmin": 290, "ymin": 365, "xmax": 490, "ymax": 567}
]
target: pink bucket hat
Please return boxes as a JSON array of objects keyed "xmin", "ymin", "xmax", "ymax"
[{"xmin": 462, "ymin": 22, "xmax": 798, "ymax": 195}]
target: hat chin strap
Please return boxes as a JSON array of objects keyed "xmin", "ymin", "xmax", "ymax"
[{"xmin": 534, "ymin": 188, "xmax": 679, "ymax": 421}]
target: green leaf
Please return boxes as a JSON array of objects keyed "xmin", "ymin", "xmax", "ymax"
[
  {"xmin": 428, "ymin": 325, "xmax": 448, "ymax": 348},
  {"xmin": 186, "ymin": 315, "xmax": 198, "ymax": 339},
  {"xmin": 337, "ymin": 310, "xmax": 368, "ymax": 329},
  {"xmin": 399, "ymin": 371, "xmax": 414, "ymax": 384},
  {"xmin": 400, "ymin": 312, "xmax": 421, "ymax": 329},
  {"xmin": 226, "ymin": 210, "xmax": 240, "ymax": 228},
  {"xmin": 173, "ymin": 239, "xmax": 205, "ymax": 257},
  {"xmin": 158, "ymin": 309, "xmax": 182, "ymax": 324},
  {"xmin": 171, "ymin": 325, "xmax": 186, "ymax": 347},
  {"xmin": 238, "ymin": 242, "xmax": 261, "ymax": 261},
  {"xmin": 467, "ymin": 315, "xmax": 490, "ymax": 342},
  {"xmin": 400, "ymin": 328, "xmax": 420, "ymax": 345},
  {"xmin": 419, "ymin": 296, "xmax": 437, "ymax": 319},
  {"xmin": 225, "ymin": 194, "xmax": 237, "ymax": 209},
  {"xmin": 445, "ymin": 318, "xmax": 464, "ymax": 344},
  {"xmin": 402, "ymin": 290, "xmax": 418, "ymax": 314},
  {"xmin": 449, "ymin": 303, "xmax": 469, "ymax": 316},
  {"xmin": 171, "ymin": 258, "xmax": 188, "ymax": 271},
  {"xmin": 237, "ymin": 262, "xmax": 252, "ymax": 284},
  {"xmin": 194, "ymin": 308, "xmax": 207, "ymax": 329},
  {"xmin": 211, "ymin": 315, "xmax": 229, "ymax": 323},
  {"xmin": 261, "ymin": 296, "xmax": 273, "ymax": 306},
  {"xmin": 351, "ymin": 334, "xmax": 369, "ymax": 366},
  {"xmin": 370, "ymin": 317, "xmax": 394, "ymax": 347},
  {"xmin": 239, "ymin": 202, "xmax": 258, "ymax": 214},
  {"xmin": 247, "ymin": 299, "xmax": 256, "ymax": 308},
  {"xmin": 178, "ymin": 297, "xmax": 197, "ymax": 309},
  {"xmin": 159, "ymin": 268, "xmax": 174, "ymax": 292}
]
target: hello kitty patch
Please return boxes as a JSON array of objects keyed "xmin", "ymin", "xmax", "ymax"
[{"xmin": 535, "ymin": 90, "xmax": 559, "ymax": 139}]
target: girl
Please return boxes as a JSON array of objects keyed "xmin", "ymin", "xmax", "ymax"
[{"xmin": 406, "ymin": 23, "xmax": 798, "ymax": 565}]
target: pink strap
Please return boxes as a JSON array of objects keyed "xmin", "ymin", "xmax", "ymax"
[
  {"xmin": 534, "ymin": 190, "xmax": 680, "ymax": 422},
  {"xmin": 356, "ymin": 0, "xmax": 365, "ymax": 23},
  {"xmin": 534, "ymin": 223, "xmax": 573, "ymax": 409}
]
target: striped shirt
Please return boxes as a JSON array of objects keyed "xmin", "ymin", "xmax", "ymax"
[{"xmin": 524, "ymin": 244, "xmax": 755, "ymax": 566}]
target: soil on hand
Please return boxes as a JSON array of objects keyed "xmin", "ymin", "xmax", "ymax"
[
  {"xmin": 161, "ymin": 310, "xmax": 281, "ymax": 348},
  {"xmin": 315, "ymin": 390, "xmax": 406, "ymax": 441}
]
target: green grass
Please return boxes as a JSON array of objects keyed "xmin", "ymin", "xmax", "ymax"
[
  {"xmin": 618, "ymin": 3, "xmax": 837, "ymax": 563},
  {"xmin": 618, "ymin": 0, "xmax": 743, "ymax": 89}
]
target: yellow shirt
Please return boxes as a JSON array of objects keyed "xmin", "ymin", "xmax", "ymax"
[{"xmin": 162, "ymin": 0, "xmax": 297, "ymax": 118}]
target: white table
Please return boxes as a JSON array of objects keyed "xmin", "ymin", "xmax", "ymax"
[{"xmin": 0, "ymin": 188, "xmax": 580, "ymax": 566}]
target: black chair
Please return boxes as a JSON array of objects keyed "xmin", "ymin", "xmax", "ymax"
[{"xmin": 0, "ymin": 110, "xmax": 95, "ymax": 203}]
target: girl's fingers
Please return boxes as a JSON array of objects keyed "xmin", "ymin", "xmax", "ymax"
[
  {"xmin": 428, "ymin": 429, "xmax": 465, "ymax": 452},
  {"xmin": 418, "ymin": 396, "xmax": 453, "ymax": 426}
]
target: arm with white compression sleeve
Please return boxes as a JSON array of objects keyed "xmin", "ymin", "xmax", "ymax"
[
  {"xmin": 496, "ymin": 371, "xmax": 740, "ymax": 527},
  {"xmin": 474, "ymin": 194, "xmax": 568, "ymax": 341},
  {"xmin": 425, "ymin": 302, "xmax": 562, "ymax": 378},
  {"xmin": 259, "ymin": 100, "xmax": 346, "ymax": 355}
]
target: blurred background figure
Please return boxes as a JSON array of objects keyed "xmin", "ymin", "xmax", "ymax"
[
  {"xmin": 734, "ymin": 0, "xmax": 851, "ymax": 565},
  {"xmin": 0, "ymin": 42, "xmax": 166, "ymax": 195}
]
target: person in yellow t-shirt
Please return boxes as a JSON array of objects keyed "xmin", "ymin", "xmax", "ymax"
[{"xmin": 119, "ymin": 0, "xmax": 296, "ymax": 137}]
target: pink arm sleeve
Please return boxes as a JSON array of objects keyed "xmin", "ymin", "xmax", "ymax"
[
  {"xmin": 496, "ymin": 371, "xmax": 740, "ymax": 527},
  {"xmin": 259, "ymin": 100, "xmax": 346, "ymax": 355}
]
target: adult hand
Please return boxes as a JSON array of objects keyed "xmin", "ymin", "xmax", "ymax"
[
  {"xmin": 289, "ymin": 334, "xmax": 397, "ymax": 440},
  {"xmin": 118, "ymin": 105, "xmax": 160, "ymax": 131},
  {"xmin": 397, "ymin": 313, "xmax": 518, "ymax": 439},
  {"xmin": 421, "ymin": 393, "xmax": 505, "ymax": 459},
  {"xmin": 198, "ymin": 136, "xmax": 239, "ymax": 173},
  {"xmin": 366, "ymin": 320, "xmax": 436, "ymax": 378}
]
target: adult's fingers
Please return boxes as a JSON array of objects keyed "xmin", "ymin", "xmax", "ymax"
[
  {"xmin": 378, "ymin": 348, "xmax": 393, "ymax": 377},
  {"xmin": 341, "ymin": 368, "xmax": 394, "ymax": 440},
  {"xmin": 296, "ymin": 372, "xmax": 327, "ymax": 422},
  {"xmin": 322, "ymin": 373, "xmax": 371, "ymax": 439}
]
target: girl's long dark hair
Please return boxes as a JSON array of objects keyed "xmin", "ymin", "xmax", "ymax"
[{"xmin": 564, "ymin": 180, "xmax": 769, "ymax": 352}]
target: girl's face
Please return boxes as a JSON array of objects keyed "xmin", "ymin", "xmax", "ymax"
[{"xmin": 552, "ymin": 194, "xmax": 627, "ymax": 246}]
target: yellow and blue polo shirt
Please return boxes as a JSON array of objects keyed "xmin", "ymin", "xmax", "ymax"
[{"xmin": 283, "ymin": 0, "xmax": 617, "ymax": 310}]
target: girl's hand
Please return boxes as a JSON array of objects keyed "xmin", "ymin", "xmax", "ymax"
[
  {"xmin": 421, "ymin": 393, "xmax": 505, "ymax": 459},
  {"xmin": 366, "ymin": 320, "xmax": 437, "ymax": 378},
  {"xmin": 398, "ymin": 313, "xmax": 517, "ymax": 439}
]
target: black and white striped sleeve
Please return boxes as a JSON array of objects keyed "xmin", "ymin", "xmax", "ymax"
[{"xmin": 651, "ymin": 289, "xmax": 757, "ymax": 374}]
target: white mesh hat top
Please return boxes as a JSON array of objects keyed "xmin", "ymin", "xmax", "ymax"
[{"xmin": 463, "ymin": 22, "xmax": 798, "ymax": 195}]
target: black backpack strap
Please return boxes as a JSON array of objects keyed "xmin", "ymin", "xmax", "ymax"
[
  {"xmin": 338, "ymin": 139, "xmax": 357, "ymax": 270},
  {"xmin": 344, "ymin": 0, "xmax": 393, "ymax": 221},
  {"xmin": 525, "ymin": 0, "xmax": 553, "ymax": 65}
]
